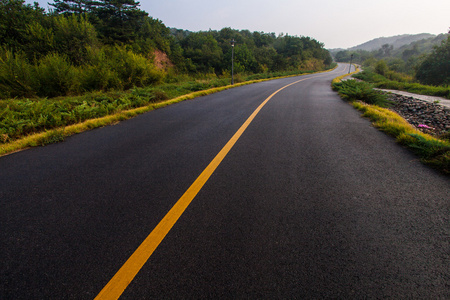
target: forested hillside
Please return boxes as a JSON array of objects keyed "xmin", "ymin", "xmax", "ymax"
[
  {"xmin": 0, "ymin": 0, "xmax": 333, "ymax": 99},
  {"xmin": 348, "ymin": 33, "xmax": 435, "ymax": 51},
  {"xmin": 332, "ymin": 32, "xmax": 449, "ymax": 86}
]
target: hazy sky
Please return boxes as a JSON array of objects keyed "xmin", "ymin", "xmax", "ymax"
[{"xmin": 25, "ymin": 0, "xmax": 449, "ymax": 49}]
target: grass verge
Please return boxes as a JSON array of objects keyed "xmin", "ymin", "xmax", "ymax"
[
  {"xmin": 354, "ymin": 69, "xmax": 450, "ymax": 99},
  {"xmin": 0, "ymin": 66, "xmax": 337, "ymax": 156},
  {"xmin": 333, "ymin": 71, "xmax": 450, "ymax": 175}
]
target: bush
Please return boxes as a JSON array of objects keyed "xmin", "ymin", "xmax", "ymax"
[
  {"xmin": 35, "ymin": 53, "xmax": 78, "ymax": 97},
  {"xmin": 332, "ymin": 79, "xmax": 389, "ymax": 107},
  {"xmin": 102, "ymin": 46, "xmax": 165, "ymax": 90},
  {"xmin": 375, "ymin": 60, "xmax": 388, "ymax": 76},
  {"xmin": 0, "ymin": 47, "xmax": 37, "ymax": 98}
]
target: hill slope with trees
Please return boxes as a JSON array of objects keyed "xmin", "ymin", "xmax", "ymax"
[
  {"xmin": 0, "ymin": 0, "xmax": 333, "ymax": 99},
  {"xmin": 331, "ymin": 31, "xmax": 449, "ymax": 86},
  {"xmin": 348, "ymin": 33, "xmax": 436, "ymax": 51}
]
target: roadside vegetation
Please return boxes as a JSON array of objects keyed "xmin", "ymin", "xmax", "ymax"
[
  {"xmin": 0, "ymin": 69, "xmax": 329, "ymax": 154},
  {"xmin": 332, "ymin": 68, "xmax": 450, "ymax": 175},
  {"xmin": 332, "ymin": 32, "xmax": 450, "ymax": 174},
  {"xmin": 0, "ymin": 0, "xmax": 335, "ymax": 155},
  {"xmin": 333, "ymin": 32, "xmax": 449, "ymax": 84},
  {"xmin": 353, "ymin": 66, "xmax": 450, "ymax": 99},
  {"xmin": 333, "ymin": 31, "xmax": 450, "ymax": 98}
]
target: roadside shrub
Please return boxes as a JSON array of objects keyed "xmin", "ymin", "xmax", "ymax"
[
  {"xmin": 35, "ymin": 53, "xmax": 78, "ymax": 97},
  {"xmin": 80, "ymin": 64, "xmax": 120, "ymax": 92},
  {"xmin": 0, "ymin": 47, "xmax": 37, "ymax": 98},
  {"xmin": 81, "ymin": 46, "xmax": 122, "ymax": 91},
  {"xmin": 375, "ymin": 60, "xmax": 388, "ymax": 76},
  {"xmin": 332, "ymin": 79, "xmax": 389, "ymax": 107},
  {"xmin": 105, "ymin": 46, "xmax": 165, "ymax": 89},
  {"xmin": 385, "ymin": 70, "xmax": 413, "ymax": 83}
]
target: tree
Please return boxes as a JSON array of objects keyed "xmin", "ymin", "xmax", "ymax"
[
  {"xmin": 52, "ymin": 14, "xmax": 99, "ymax": 65},
  {"xmin": 415, "ymin": 35, "xmax": 450, "ymax": 86},
  {"xmin": 0, "ymin": 0, "xmax": 46, "ymax": 51},
  {"xmin": 378, "ymin": 44, "xmax": 393, "ymax": 57},
  {"xmin": 95, "ymin": 0, "xmax": 147, "ymax": 43},
  {"xmin": 134, "ymin": 17, "xmax": 171, "ymax": 54},
  {"xmin": 49, "ymin": 0, "xmax": 99, "ymax": 14},
  {"xmin": 181, "ymin": 32, "xmax": 223, "ymax": 73}
]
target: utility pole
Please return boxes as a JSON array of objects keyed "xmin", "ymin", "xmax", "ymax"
[
  {"xmin": 348, "ymin": 54, "xmax": 354, "ymax": 74},
  {"xmin": 231, "ymin": 39, "xmax": 236, "ymax": 85}
]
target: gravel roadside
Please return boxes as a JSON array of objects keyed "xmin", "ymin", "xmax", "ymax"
[{"xmin": 380, "ymin": 90, "xmax": 450, "ymax": 136}]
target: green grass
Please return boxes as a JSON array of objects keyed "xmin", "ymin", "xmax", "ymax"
[
  {"xmin": 331, "ymin": 66, "xmax": 391, "ymax": 108},
  {"xmin": 332, "ymin": 80, "xmax": 391, "ymax": 107},
  {"xmin": 354, "ymin": 69, "xmax": 450, "ymax": 99}
]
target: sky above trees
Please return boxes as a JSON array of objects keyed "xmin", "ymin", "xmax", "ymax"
[{"xmin": 26, "ymin": 0, "xmax": 449, "ymax": 49}]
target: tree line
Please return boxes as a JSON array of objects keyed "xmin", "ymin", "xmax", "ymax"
[
  {"xmin": 0, "ymin": 0, "xmax": 333, "ymax": 99},
  {"xmin": 332, "ymin": 32, "xmax": 450, "ymax": 86}
]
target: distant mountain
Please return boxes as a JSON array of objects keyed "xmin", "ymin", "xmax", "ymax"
[{"xmin": 348, "ymin": 33, "xmax": 435, "ymax": 51}]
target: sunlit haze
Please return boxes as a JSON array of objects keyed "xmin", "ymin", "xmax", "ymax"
[{"xmin": 26, "ymin": 0, "xmax": 449, "ymax": 49}]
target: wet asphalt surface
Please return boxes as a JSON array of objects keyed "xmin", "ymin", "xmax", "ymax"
[{"xmin": 1, "ymin": 64, "xmax": 449, "ymax": 299}]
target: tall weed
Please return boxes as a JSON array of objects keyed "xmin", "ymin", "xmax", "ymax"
[{"xmin": 0, "ymin": 47, "xmax": 37, "ymax": 98}]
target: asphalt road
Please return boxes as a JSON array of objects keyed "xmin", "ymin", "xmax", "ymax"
[{"xmin": 1, "ymin": 64, "xmax": 449, "ymax": 299}]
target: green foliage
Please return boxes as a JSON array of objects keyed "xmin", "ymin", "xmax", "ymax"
[
  {"xmin": 52, "ymin": 14, "xmax": 99, "ymax": 65},
  {"xmin": 334, "ymin": 49, "xmax": 373, "ymax": 64},
  {"xmin": 134, "ymin": 17, "xmax": 171, "ymax": 55},
  {"xmin": 416, "ymin": 35, "xmax": 450, "ymax": 86},
  {"xmin": 50, "ymin": 0, "xmax": 95, "ymax": 14},
  {"xmin": 101, "ymin": 46, "xmax": 164, "ymax": 90},
  {"xmin": 354, "ymin": 69, "xmax": 450, "ymax": 99},
  {"xmin": 181, "ymin": 33, "xmax": 223, "ymax": 73},
  {"xmin": 1, "ymin": 0, "xmax": 333, "ymax": 99},
  {"xmin": 0, "ymin": 67, "xmax": 333, "ymax": 145},
  {"xmin": 24, "ymin": 20, "xmax": 55, "ymax": 61},
  {"xmin": 0, "ymin": 0, "xmax": 46, "ymax": 52},
  {"xmin": 79, "ymin": 47, "xmax": 121, "ymax": 91},
  {"xmin": 0, "ymin": 90, "xmax": 153, "ymax": 142},
  {"xmin": 375, "ymin": 60, "xmax": 388, "ymax": 76},
  {"xmin": 407, "ymin": 133, "xmax": 450, "ymax": 159},
  {"xmin": 0, "ymin": 47, "xmax": 37, "ymax": 98},
  {"xmin": 95, "ymin": 0, "xmax": 148, "ymax": 44},
  {"xmin": 333, "ymin": 33, "xmax": 449, "ymax": 77},
  {"xmin": 35, "ymin": 53, "xmax": 78, "ymax": 97}
]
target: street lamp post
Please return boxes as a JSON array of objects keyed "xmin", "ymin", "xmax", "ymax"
[
  {"xmin": 231, "ymin": 39, "xmax": 236, "ymax": 85},
  {"xmin": 348, "ymin": 54, "xmax": 354, "ymax": 74}
]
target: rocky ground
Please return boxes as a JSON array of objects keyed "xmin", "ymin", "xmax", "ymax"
[{"xmin": 383, "ymin": 92, "xmax": 450, "ymax": 137}]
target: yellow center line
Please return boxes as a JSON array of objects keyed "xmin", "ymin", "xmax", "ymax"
[{"xmin": 95, "ymin": 74, "xmax": 322, "ymax": 300}]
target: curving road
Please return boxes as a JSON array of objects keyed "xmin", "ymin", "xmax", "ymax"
[{"xmin": 1, "ymin": 64, "xmax": 449, "ymax": 299}]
